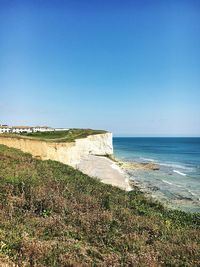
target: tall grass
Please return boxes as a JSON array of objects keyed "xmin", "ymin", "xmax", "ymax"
[
  {"xmin": 0, "ymin": 144, "xmax": 199, "ymax": 266},
  {"xmin": 5, "ymin": 129, "xmax": 107, "ymax": 143}
]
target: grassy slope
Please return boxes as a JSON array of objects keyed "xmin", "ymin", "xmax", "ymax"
[
  {"xmin": 0, "ymin": 145, "xmax": 199, "ymax": 266},
  {"xmin": 1, "ymin": 129, "xmax": 107, "ymax": 143}
]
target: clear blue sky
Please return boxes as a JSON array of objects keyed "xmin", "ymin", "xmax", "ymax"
[{"xmin": 0, "ymin": 0, "xmax": 200, "ymax": 136}]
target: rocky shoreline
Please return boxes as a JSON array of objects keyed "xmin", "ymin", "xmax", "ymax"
[
  {"xmin": 115, "ymin": 157, "xmax": 200, "ymax": 213},
  {"xmin": 117, "ymin": 160, "xmax": 160, "ymax": 171},
  {"xmin": 115, "ymin": 159, "xmax": 161, "ymax": 194},
  {"xmin": 76, "ymin": 155, "xmax": 161, "ymax": 193},
  {"xmin": 76, "ymin": 155, "xmax": 200, "ymax": 213}
]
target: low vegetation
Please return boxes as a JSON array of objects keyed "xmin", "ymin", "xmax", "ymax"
[
  {"xmin": 0, "ymin": 144, "xmax": 199, "ymax": 266},
  {"xmin": 1, "ymin": 128, "xmax": 107, "ymax": 142}
]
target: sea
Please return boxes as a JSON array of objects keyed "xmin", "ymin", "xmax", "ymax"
[{"xmin": 113, "ymin": 137, "xmax": 200, "ymax": 213}]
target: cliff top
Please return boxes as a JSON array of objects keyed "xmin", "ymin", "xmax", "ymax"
[{"xmin": 0, "ymin": 128, "xmax": 108, "ymax": 142}]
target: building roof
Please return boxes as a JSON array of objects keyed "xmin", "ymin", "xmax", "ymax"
[
  {"xmin": 34, "ymin": 126, "xmax": 50, "ymax": 128},
  {"xmin": 0, "ymin": 125, "xmax": 51, "ymax": 129},
  {"xmin": 12, "ymin": 126, "xmax": 33, "ymax": 129}
]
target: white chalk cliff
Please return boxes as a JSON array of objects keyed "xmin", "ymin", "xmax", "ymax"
[
  {"xmin": 0, "ymin": 132, "xmax": 131, "ymax": 191},
  {"xmin": 0, "ymin": 132, "xmax": 113, "ymax": 167}
]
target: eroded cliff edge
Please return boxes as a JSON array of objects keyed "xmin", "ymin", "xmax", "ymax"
[{"xmin": 0, "ymin": 132, "xmax": 131, "ymax": 190}]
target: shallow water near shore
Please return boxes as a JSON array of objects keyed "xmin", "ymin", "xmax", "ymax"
[{"xmin": 113, "ymin": 137, "xmax": 200, "ymax": 213}]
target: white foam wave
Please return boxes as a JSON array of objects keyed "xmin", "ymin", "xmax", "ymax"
[
  {"xmin": 173, "ymin": 170, "xmax": 187, "ymax": 176},
  {"xmin": 188, "ymin": 189, "xmax": 196, "ymax": 197},
  {"xmin": 140, "ymin": 157, "xmax": 155, "ymax": 162},
  {"xmin": 162, "ymin": 180, "xmax": 183, "ymax": 188},
  {"xmin": 162, "ymin": 180, "xmax": 173, "ymax": 185},
  {"xmin": 186, "ymin": 190, "xmax": 200, "ymax": 201},
  {"xmin": 159, "ymin": 162, "xmax": 193, "ymax": 170}
]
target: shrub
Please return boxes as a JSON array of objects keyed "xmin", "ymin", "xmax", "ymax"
[{"xmin": 0, "ymin": 144, "xmax": 199, "ymax": 266}]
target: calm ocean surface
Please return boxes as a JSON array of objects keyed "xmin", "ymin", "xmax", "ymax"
[{"xmin": 113, "ymin": 137, "xmax": 200, "ymax": 213}]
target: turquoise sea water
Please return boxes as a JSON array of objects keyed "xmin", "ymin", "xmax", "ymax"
[{"xmin": 113, "ymin": 138, "xmax": 200, "ymax": 213}]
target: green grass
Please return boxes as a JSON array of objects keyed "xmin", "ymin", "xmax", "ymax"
[
  {"xmin": 0, "ymin": 144, "xmax": 199, "ymax": 266},
  {"xmin": 1, "ymin": 128, "xmax": 107, "ymax": 142}
]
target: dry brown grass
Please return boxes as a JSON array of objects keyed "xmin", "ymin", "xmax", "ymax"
[{"xmin": 0, "ymin": 144, "xmax": 199, "ymax": 266}]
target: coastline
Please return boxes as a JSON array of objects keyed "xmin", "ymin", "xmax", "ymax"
[
  {"xmin": 76, "ymin": 154, "xmax": 200, "ymax": 213},
  {"xmin": 76, "ymin": 155, "xmax": 132, "ymax": 191},
  {"xmin": 114, "ymin": 157, "xmax": 200, "ymax": 213},
  {"xmin": 113, "ymin": 137, "xmax": 200, "ymax": 213}
]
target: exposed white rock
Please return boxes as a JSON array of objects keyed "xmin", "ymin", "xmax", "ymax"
[
  {"xmin": 77, "ymin": 155, "xmax": 132, "ymax": 191},
  {"xmin": 0, "ymin": 132, "xmax": 131, "ymax": 191},
  {"xmin": 0, "ymin": 132, "xmax": 113, "ymax": 167}
]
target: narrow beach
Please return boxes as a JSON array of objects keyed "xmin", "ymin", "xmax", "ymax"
[{"xmin": 77, "ymin": 155, "xmax": 132, "ymax": 191}]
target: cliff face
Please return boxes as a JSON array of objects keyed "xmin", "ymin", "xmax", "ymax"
[{"xmin": 0, "ymin": 133, "xmax": 113, "ymax": 167}]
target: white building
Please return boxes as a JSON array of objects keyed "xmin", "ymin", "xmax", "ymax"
[
  {"xmin": 0, "ymin": 126, "xmax": 10, "ymax": 134},
  {"xmin": 0, "ymin": 125, "xmax": 68, "ymax": 134},
  {"xmin": 33, "ymin": 126, "xmax": 54, "ymax": 132},
  {"xmin": 11, "ymin": 126, "xmax": 33, "ymax": 134},
  {"xmin": 54, "ymin": 128, "xmax": 69, "ymax": 131}
]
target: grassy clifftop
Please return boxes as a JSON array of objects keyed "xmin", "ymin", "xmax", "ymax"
[
  {"xmin": 1, "ymin": 128, "xmax": 107, "ymax": 143},
  {"xmin": 0, "ymin": 144, "xmax": 199, "ymax": 266}
]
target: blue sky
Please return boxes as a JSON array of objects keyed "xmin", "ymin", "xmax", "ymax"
[{"xmin": 0, "ymin": 0, "xmax": 200, "ymax": 136}]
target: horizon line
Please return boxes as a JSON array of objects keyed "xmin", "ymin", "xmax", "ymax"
[{"xmin": 113, "ymin": 135, "xmax": 200, "ymax": 138}]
